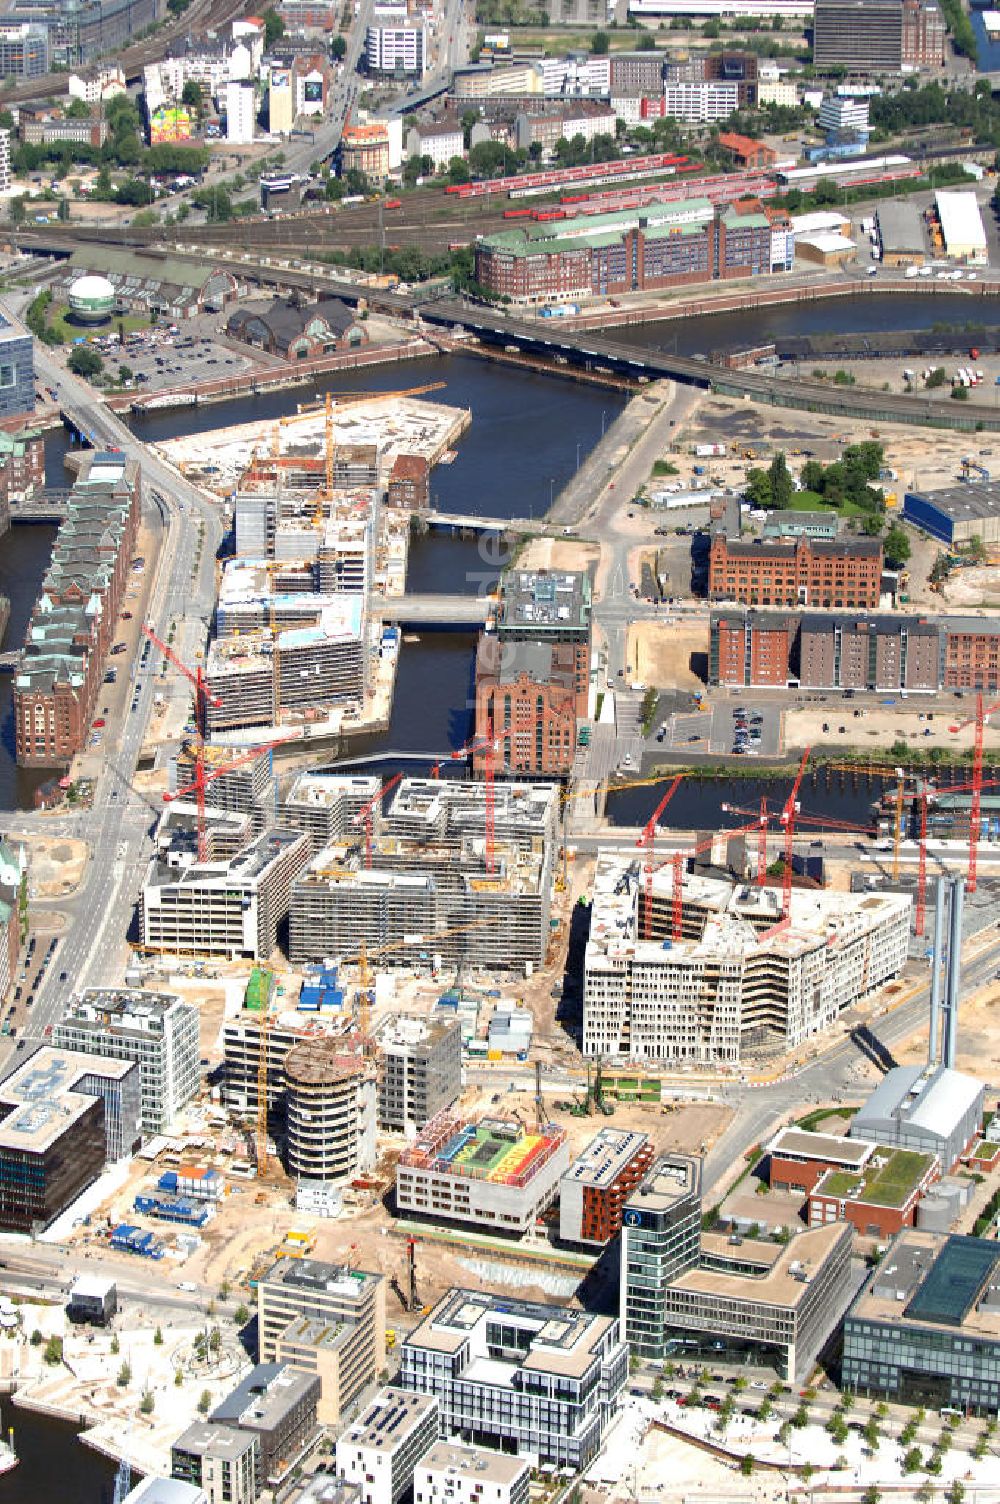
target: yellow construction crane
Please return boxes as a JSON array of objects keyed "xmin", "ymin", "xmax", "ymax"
[
  {"xmin": 257, "ymin": 1002, "xmax": 270, "ymax": 1175},
  {"xmin": 289, "ymin": 382, "xmax": 447, "ymax": 425}
]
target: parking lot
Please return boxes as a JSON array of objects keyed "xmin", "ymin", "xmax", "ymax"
[
  {"xmin": 650, "ymin": 701, "xmax": 784, "ymax": 758},
  {"xmin": 88, "ymin": 325, "xmax": 257, "ymax": 394}
]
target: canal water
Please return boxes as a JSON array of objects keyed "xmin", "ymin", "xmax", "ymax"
[
  {"xmin": 0, "ymin": 1397, "xmax": 119, "ymax": 1504},
  {"xmin": 2, "ymin": 292, "xmax": 998, "ymax": 817}
]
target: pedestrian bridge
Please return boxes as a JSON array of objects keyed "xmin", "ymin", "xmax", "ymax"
[{"xmin": 375, "ymin": 593, "xmax": 492, "ymax": 628}]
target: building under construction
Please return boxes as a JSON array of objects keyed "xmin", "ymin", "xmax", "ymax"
[
  {"xmin": 395, "ymin": 1109, "xmax": 569, "ymax": 1234},
  {"xmin": 223, "ymin": 1010, "xmax": 360, "ymax": 1115},
  {"xmin": 174, "ymin": 741, "xmax": 279, "ymax": 830},
  {"xmin": 284, "ymin": 1036, "xmax": 377, "ymax": 1182},
  {"xmin": 141, "ymin": 827, "xmax": 310, "ymax": 959},
  {"xmin": 375, "ymin": 1013, "xmax": 463, "ymax": 1132},
  {"xmin": 205, "ymin": 598, "xmax": 366, "ymax": 733},
  {"xmin": 278, "ymin": 772, "xmax": 382, "ymax": 855},
  {"xmin": 288, "ymin": 779, "xmax": 560, "ymax": 973},
  {"xmin": 583, "ymin": 860, "xmax": 910, "ymax": 1065}
]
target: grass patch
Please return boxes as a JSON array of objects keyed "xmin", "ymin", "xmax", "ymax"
[
  {"xmin": 781, "ymin": 491, "xmax": 870, "ymax": 517},
  {"xmin": 819, "ymin": 1149, "xmax": 934, "ymax": 1208},
  {"xmin": 47, "ymin": 304, "xmax": 151, "ymax": 343}
]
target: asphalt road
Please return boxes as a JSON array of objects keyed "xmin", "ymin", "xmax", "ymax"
[{"xmin": 1, "ymin": 302, "xmax": 222, "ymax": 1043}]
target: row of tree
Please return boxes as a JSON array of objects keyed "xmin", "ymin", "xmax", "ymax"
[{"xmin": 744, "ymin": 447, "xmax": 911, "ymax": 567}]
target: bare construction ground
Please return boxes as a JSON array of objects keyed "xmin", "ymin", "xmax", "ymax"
[
  {"xmin": 626, "ymin": 618, "xmax": 703, "ymax": 691},
  {"xmin": 25, "ymin": 835, "xmax": 87, "ymax": 898}
]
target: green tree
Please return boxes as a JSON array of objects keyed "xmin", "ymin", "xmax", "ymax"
[
  {"xmin": 117, "ymin": 1361, "xmax": 132, "ymax": 1387},
  {"xmin": 8, "ymin": 195, "xmax": 25, "ymax": 224},
  {"xmin": 745, "ymin": 467, "xmax": 772, "ymax": 509},
  {"xmin": 902, "ymin": 1447, "xmax": 923, "ymax": 1473},
  {"xmin": 739, "ymin": 1455, "xmax": 753, "ymax": 1477},
  {"xmin": 861, "ymin": 1489, "xmax": 881, "ymax": 1504},
  {"xmin": 883, "ymin": 523, "xmax": 911, "ymax": 568},
  {"xmin": 262, "ymin": 7, "xmax": 285, "ymax": 48},
  {"xmin": 767, "ymin": 451, "xmax": 793, "ymax": 509},
  {"xmin": 330, "ymin": 33, "xmax": 346, "ymax": 58},
  {"xmin": 140, "ymin": 1389, "xmax": 154, "ymax": 1415},
  {"xmin": 57, "ymin": 196, "xmax": 70, "ymax": 221},
  {"xmin": 111, "ymin": 1333, "xmax": 120, "ymax": 1355},
  {"xmin": 43, "ymin": 1334, "xmax": 63, "ymax": 1365},
  {"xmin": 68, "ymin": 346, "xmax": 103, "ymax": 379},
  {"xmin": 448, "ymin": 156, "xmax": 470, "ymax": 185},
  {"xmin": 198, "ymin": 1389, "xmax": 212, "ymax": 1414},
  {"xmin": 153, "ymin": 1324, "xmax": 163, "ymax": 1345},
  {"xmin": 591, "ymin": 29, "xmax": 610, "ymax": 52},
  {"xmin": 181, "ymin": 79, "xmax": 203, "ymax": 114},
  {"xmin": 826, "ymin": 1413, "xmax": 848, "ymax": 1444}
]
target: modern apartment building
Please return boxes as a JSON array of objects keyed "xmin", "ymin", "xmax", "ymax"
[
  {"xmin": 211, "ymin": 1364, "xmax": 320, "ymax": 1491},
  {"xmin": 53, "ymin": 987, "xmax": 199, "ymax": 1132},
  {"xmin": 415, "ymin": 1444, "xmax": 529, "ymax": 1504},
  {"xmin": 257, "ymin": 1258, "xmax": 386, "ymax": 1388},
  {"xmin": 289, "ymin": 780, "xmax": 558, "ymax": 974},
  {"xmin": 709, "ymin": 609, "xmax": 796, "ymax": 687},
  {"xmin": 583, "ymin": 860, "xmax": 910, "ymax": 1065},
  {"xmin": 399, "ymin": 1287, "xmax": 628, "ymax": 1470},
  {"xmin": 336, "ymin": 1389, "xmax": 440, "ymax": 1504},
  {"xmin": 141, "ymin": 828, "xmax": 309, "ymax": 960},
  {"xmin": 395, "ymin": 1111, "xmax": 569, "ymax": 1235},
  {"xmin": 843, "ymin": 1231, "xmax": 1000, "ymax": 1411},
  {"xmin": 171, "ymin": 1424, "xmax": 259, "ymax": 1504},
  {"xmin": 376, "ymin": 1014, "xmax": 463, "ymax": 1131},
  {"xmin": 621, "ymin": 1155, "xmax": 855, "ymax": 1377},
  {"xmin": 475, "ymin": 200, "xmax": 791, "ymax": 305},
  {"xmin": 365, "ymin": 23, "xmax": 425, "ymax": 76},
  {"xmin": 0, "ymin": 1048, "xmax": 141, "ymax": 1231},
  {"xmin": 559, "ymin": 1128, "xmax": 654, "ymax": 1246},
  {"xmin": 813, "ymin": 0, "xmax": 946, "ymax": 71},
  {"xmin": 708, "ymin": 535, "xmax": 883, "ymax": 609},
  {"xmin": 798, "ymin": 612, "xmax": 939, "ymax": 691},
  {"xmin": 709, "ymin": 608, "xmax": 1000, "ymax": 693},
  {"xmin": 14, "ymin": 450, "xmax": 138, "ymax": 767}
]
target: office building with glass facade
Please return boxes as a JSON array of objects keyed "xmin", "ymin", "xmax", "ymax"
[
  {"xmin": 621, "ymin": 1155, "xmax": 855, "ymax": 1379},
  {"xmin": 843, "ymin": 1230, "xmax": 1000, "ymax": 1412}
]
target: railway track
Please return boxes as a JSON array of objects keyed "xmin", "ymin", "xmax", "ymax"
[{"xmin": 0, "ymin": 0, "xmax": 252, "ymax": 106}]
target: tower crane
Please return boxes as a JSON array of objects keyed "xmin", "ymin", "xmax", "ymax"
[
  {"xmin": 635, "ymin": 775, "xmax": 684, "ymax": 940},
  {"xmin": 167, "ymin": 735, "xmax": 297, "ymax": 809},
  {"xmin": 351, "ymin": 772, "xmax": 404, "ymax": 868},
  {"xmin": 142, "ymin": 625, "xmax": 221, "ymax": 863},
  {"xmin": 780, "ymin": 747, "xmax": 811, "ymax": 918}
]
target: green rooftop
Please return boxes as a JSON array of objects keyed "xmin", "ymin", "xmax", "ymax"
[
  {"xmin": 817, "ymin": 1147, "xmax": 935, "ymax": 1208},
  {"xmin": 482, "ymin": 197, "xmax": 717, "ymax": 257}
]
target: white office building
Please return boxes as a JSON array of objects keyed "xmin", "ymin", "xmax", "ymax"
[
  {"xmin": 366, "ymin": 24, "xmax": 426, "ymax": 76},
  {"xmin": 336, "ymin": 1388, "xmax": 440, "ymax": 1504},
  {"xmin": 226, "ymin": 78, "xmax": 256, "ymax": 144},
  {"xmin": 660, "ymin": 81, "xmax": 739, "ymax": 123},
  {"xmin": 53, "ymin": 987, "xmax": 200, "ymax": 1132},
  {"xmin": 817, "ymin": 94, "xmax": 870, "ymax": 135},
  {"xmin": 583, "ymin": 860, "xmax": 910, "ymax": 1066},
  {"xmin": 399, "ymin": 1288, "xmax": 627, "ymax": 1471},
  {"xmin": 415, "ymin": 1443, "xmax": 530, "ymax": 1504}
]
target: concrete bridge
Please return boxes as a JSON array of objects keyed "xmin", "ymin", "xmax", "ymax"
[
  {"xmin": 375, "ymin": 593, "xmax": 492, "ymax": 628},
  {"xmin": 9, "ymin": 491, "xmax": 71, "ymax": 523},
  {"xmin": 422, "ymin": 511, "xmax": 542, "ymax": 535}
]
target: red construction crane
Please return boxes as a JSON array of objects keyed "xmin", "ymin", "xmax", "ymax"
[
  {"xmin": 653, "ymin": 817, "xmax": 763, "ymax": 941},
  {"xmin": 780, "ymin": 747, "xmax": 811, "ymax": 918},
  {"xmin": 143, "ymin": 624, "xmax": 221, "ymax": 862},
  {"xmin": 635, "ymin": 775, "xmax": 684, "ymax": 940},
  {"xmin": 167, "ymin": 736, "xmax": 297, "ymax": 805},
  {"xmin": 757, "ymin": 797, "xmax": 768, "ymax": 888},
  {"xmin": 352, "ymin": 771, "xmax": 403, "ymax": 867}
]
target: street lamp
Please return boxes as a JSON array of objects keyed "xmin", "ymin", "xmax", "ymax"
[
  {"xmin": 601, "ymin": 409, "xmax": 607, "ymax": 438},
  {"xmin": 549, "ymin": 477, "xmax": 555, "ymax": 509},
  {"xmin": 576, "ymin": 440, "xmax": 581, "ymax": 471}
]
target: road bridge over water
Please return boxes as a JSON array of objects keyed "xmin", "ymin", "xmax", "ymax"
[{"xmin": 374, "ymin": 592, "xmax": 492, "ymax": 627}]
